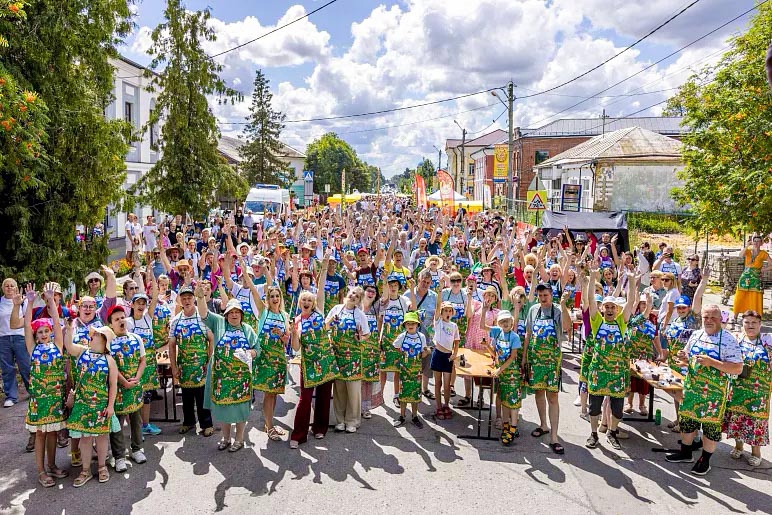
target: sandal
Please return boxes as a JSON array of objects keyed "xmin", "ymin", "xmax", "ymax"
[
  {"xmin": 435, "ymin": 408, "xmax": 446, "ymax": 420},
  {"xmin": 511, "ymin": 426, "xmax": 520, "ymax": 438},
  {"xmin": 38, "ymin": 472, "xmax": 55, "ymax": 488},
  {"xmin": 73, "ymin": 471, "xmax": 93, "ymax": 488},
  {"xmin": 450, "ymin": 387, "xmax": 457, "ymax": 398},
  {"xmin": 57, "ymin": 432, "xmax": 70, "ymax": 448},
  {"xmin": 455, "ymin": 396, "xmax": 471, "ymax": 407},
  {"xmin": 228, "ymin": 440, "xmax": 244, "ymax": 452},
  {"xmin": 362, "ymin": 410, "xmax": 372, "ymax": 419},
  {"xmin": 501, "ymin": 427, "xmax": 514, "ymax": 446},
  {"xmin": 550, "ymin": 442, "xmax": 565, "ymax": 455},
  {"xmin": 266, "ymin": 426, "xmax": 283, "ymax": 441},
  {"xmin": 97, "ymin": 466, "xmax": 110, "ymax": 483},
  {"xmin": 531, "ymin": 428, "xmax": 550, "ymax": 438},
  {"xmin": 70, "ymin": 450, "xmax": 82, "ymax": 467},
  {"xmin": 494, "ymin": 417, "xmax": 503, "ymax": 430},
  {"xmin": 47, "ymin": 467, "xmax": 69, "ymax": 479},
  {"xmin": 638, "ymin": 406, "xmax": 648, "ymax": 417},
  {"xmin": 217, "ymin": 439, "xmax": 231, "ymax": 451},
  {"xmin": 201, "ymin": 427, "xmax": 214, "ymax": 437},
  {"xmin": 623, "ymin": 405, "xmax": 634, "ymax": 414},
  {"xmin": 422, "ymin": 389, "xmax": 435, "ymax": 400},
  {"xmin": 747, "ymin": 455, "xmax": 762, "ymax": 467},
  {"xmin": 178, "ymin": 425, "xmax": 194, "ymax": 434},
  {"xmin": 443, "ymin": 405, "xmax": 453, "ymax": 419},
  {"xmin": 730, "ymin": 448, "xmax": 743, "ymax": 459}
]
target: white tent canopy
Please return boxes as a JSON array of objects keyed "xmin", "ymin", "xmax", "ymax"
[{"xmin": 427, "ymin": 190, "xmax": 466, "ymax": 201}]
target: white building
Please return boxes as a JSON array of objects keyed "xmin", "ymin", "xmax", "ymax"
[{"xmin": 104, "ymin": 56, "xmax": 160, "ymax": 239}]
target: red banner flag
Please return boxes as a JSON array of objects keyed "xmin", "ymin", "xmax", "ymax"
[
  {"xmin": 436, "ymin": 169, "xmax": 455, "ymax": 213},
  {"xmin": 415, "ymin": 175, "xmax": 427, "ymax": 210}
]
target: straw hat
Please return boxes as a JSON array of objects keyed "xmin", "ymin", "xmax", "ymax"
[{"xmin": 84, "ymin": 272, "xmax": 104, "ymax": 285}]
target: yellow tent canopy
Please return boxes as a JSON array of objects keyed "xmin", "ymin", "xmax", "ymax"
[
  {"xmin": 428, "ymin": 199, "xmax": 484, "ymax": 213},
  {"xmin": 327, "ymin": 193, "xmax": 362, "ymax": 204}
]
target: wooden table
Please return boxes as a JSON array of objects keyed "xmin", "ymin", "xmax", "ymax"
[
  {"xmin": 626, "ymin": 361, "xmax": 684, "ymax": 423},
  {"xmin": 454, "ymin": 349, "xmax": 497, "ymax": 441},
  {"xmin": 152, "ymin": 345, "xmax": 180, "ymax": 423}
]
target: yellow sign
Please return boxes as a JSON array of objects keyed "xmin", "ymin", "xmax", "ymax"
[
  {"xmin": 527, "ymin": 190, "xmax": 547, "ymax": 211},
  {"xmin": 493, "ymin": 144, "xmax": 508, "ymax": 183}
]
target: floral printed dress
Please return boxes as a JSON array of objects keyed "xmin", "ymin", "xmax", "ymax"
[
  {"xmin": 394, "ymin": 332, "xmax": 426, "ymax": 404},
  {"xmin": 723, "ymin": 334, "xmax": 772, "ymax": 446},
  {"xmin": 26, "ymin": 342, "xmax": 66, "ymax": 432}
]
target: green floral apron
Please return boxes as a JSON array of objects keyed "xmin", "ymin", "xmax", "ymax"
[
  {"xmin": 71, "ymin": 319, "xmax": 102, "ymax": 383},
  {"xmin": 494, "ymin": 331, "xmax": 522, "ymax": 410},
  {"xmin": 152, "ymin": 302, "xmax": 171, "ymax": 350},
  {"xmin": 380, "ymin": 298, "xmax": 406, "ymax": 372},
  {"xmin": 210, "ymin": 327, "xmax": 252, "ymax": 405},
  {"xmin": 173, "ymin": 315, "xmax": 210, "ymax": 388},
  {"xmin": 253, "ymin": 311, "xmax": 288, "ymax": 393},
  {"xmin": 362, "ymin": 307, "xmax": 380, "ymax": 382},
  {"xmin": 234, "ymin": 287, "xmax": 258, "ymax": 332},
  {"xmin": 737, "ymin": 266, "xmax": 762, "ymax": 294},
  {"xmin": 588, "ymin": 318, "xmax": 630, "ymax": 398},
  {"xmin": 26, "ymin": 342, "xmax": 66, "ymax": 427},
  {"xmin": 133, "ymin": 315, "xmax": 159, "ymax": 391},
  {"xmin": 680, "ymin": 331, "xmax": 730, "ymax": 424},
  {"xmin": 323, "ymin": 277, "xmax": 344, "ymax": 315},
  {"xmin": 67, "ymin": 351, "xmax": 111, "ymax": 435},
  {"xmin": 330, "ymin": 308, "xmax": 364, "ymax": 381},
  {"xmin": 726, "ymin": 336, "xmax": 772, "ymax": 420},
  {"xmin": 111, "ymin": 334, "xmax": 144, "ymax": 414},
  {"xmin": 579, "ymin": 337, "xmax": 595, "ymax": 384},
  {"xmin": 665, "ymin": 314, "xmax": 697, "ymax": 371},
  {"xmin": 625, "ymin": 313, "xmax": 657, "ymax": 360},
  {"xmin": 397, "ymin": 333, "xmax": 424, "ymax": 403},
  {"xmin": 298, "ymin": 312, "xmax": 339, "ymax": 388},
  {"xmin": 527, "ymin": 306, "xmax": 561, "ymax": 392}
]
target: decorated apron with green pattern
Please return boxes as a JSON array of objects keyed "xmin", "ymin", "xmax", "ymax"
[
  {"xmin": 234, "ymin": 287, "xmax": 258, "ymax": 332},
  {"xmin": 625, "ymin": 313, "xmax": 656, "ymax": 360},
  {"xmin": 726, "ymin": 336, "xmax": 771, "ymax": 420},
  {"xmin": 506, "ymin": 265, "xmax": 517, "ymax": 291},
  {"xmin": 665, "ymin": 314, "xmax": 697, "ymax": 371},
  {"xmin": 737, "ymin": 266, "xmax": 762, "ymax": 293},
  {"xmin": 579, "ymin": 337, "xmax": 596, "ymax": 384},
  {"xmin": 443, "ymin": 290, "xmax": 468, "ymax": 347},
  {"xmin": 528, "ymin": 307, "xmax": 561, "ymax": 392},
  {"xmin": 173, "ymin": 315, "xmax": 209, "ymax": 388},
  {"xmin": 111, "ymin": 334, "xmax": 144, "ymax": 414},
  {"xmin": 67, "ymin": 351, "xmax": 110, "ymax": 434},
  {"xmin": 380, "ymin": 298, "xmax": 406, "ymax": 372},
  {"xmin": 71, "ymin": 318, "xmax": 102, "ymax": 383},
  {"xmin": 454, "ymin": 254, "xmax": 472, "ymax": 277},
  {"xmin": 427, "ymin": 270, "xmax": 443, "ymax": 293},
  {"xmin": 133, "ymin": 315, "xmax": 159, "ymax": 391},
  {"xmin": 413, "ymin": 252, "xmax": 429, "ymax": 275},
  {"xmin": 397, "ymin": 333, "xmax": 424, "ymax": 404},
  {"xmin": 210, "ymin": 327, "xmax": 252, "ymax": 405},
  {"xmin": 323, "ymin": 276, "xmax": 344, "ymax": 315},
  {"xmin": 494, "ymin": 332, "xmax": 522, "ymax": 410},
  {"xmin": 253, "ymin": 311, "xmax": 288, "ymax": 393},
  {"xmin": 26, "ymin": 342, "xmax": 66, "ymax": 427},
  {"xmin": 153, "ymin": 301, "xmax": 171, "ymax": 350},
  {"xmin": 362, "ymin": 307, "xmax": 380, "ymax": 382},
  {"xmin": 298, "ymin": 312, "xmax": 339, "ymax": 388},
  {"xmin": 329, "ymin": 308, "xmax": 363, "ymax": 381},
  {"xmin": 588, "ymin": 319, "xmax": 630, "ymax": 398},
  {"xmin": 680, "ymin": 331, "xmax": 730, "ymax": 424}
]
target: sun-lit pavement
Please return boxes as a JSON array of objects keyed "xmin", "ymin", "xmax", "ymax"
[{"xmin": 1, "ymin": 342, "xmax": 770, "ymax": 515}]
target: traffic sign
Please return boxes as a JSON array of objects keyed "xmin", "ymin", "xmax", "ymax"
[
  {"xmin": 303, "ymin": 170, "xmax": 314, "ymax": 182},
  {"xmin": 526, "ymin": 190, "xmax": 547, "ymax": 211}
]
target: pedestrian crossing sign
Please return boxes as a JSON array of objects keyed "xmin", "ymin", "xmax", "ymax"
[
  {"xmin": 303, "ymin": 170, "xmax": 314, "ymax": 182},
  {"xmin": 527, "ymin": 190, "xmax": 547, "ymax": 211}
]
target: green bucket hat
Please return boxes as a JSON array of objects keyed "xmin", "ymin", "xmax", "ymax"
[{"xmin": 402, "ymin": 311, "xmax": 421, "ymax": 326}]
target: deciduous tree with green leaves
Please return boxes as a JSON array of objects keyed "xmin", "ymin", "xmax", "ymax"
[
  {"xmin": 666, "ymin": 3, "xmax": 772, "ymax": 236},
  {"xmin": 131, "ymin": 0, "xmax": 246, "ymax": 218},
  {"xmin": 0, "ymin": 0, "xmax": 133, "ymax": 284},
  {"xmin": 304, "ymin": 132, "xmax": 370, "ymax": 194},
  {"xmin": 239, "ymin": 69, "xmax": 292, "ymax": 188}
]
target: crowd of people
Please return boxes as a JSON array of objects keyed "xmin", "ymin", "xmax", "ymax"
[{"xmin": 1, "ymin": 199, "xmax": 770, "ymax": 488}]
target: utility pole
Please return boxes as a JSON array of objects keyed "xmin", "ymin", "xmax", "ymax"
[
  {"xmin": 454, "ymin": 120, "xmax": 467, "ymax": 197},
  {"xmin": 602, "ymin": 108, "xmax": 608, "ymax": 136},
  {"xmin": 507, "ymin": 81, "xmax": 515, "ymax": 205}
]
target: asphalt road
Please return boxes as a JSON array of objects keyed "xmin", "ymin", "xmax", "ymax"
[{"xmin": 1, "ymin": 343, "xmax": 770, "ymax": 515}]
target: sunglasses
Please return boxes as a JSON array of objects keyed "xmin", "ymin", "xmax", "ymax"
[
  {"xmin": 663, "ymin": 279, "xmax": 672, "ymax": 283},
  {"xmin": 687, "ymin": 258, "xmax": 698, "ymax": 261},
  {"xmin": 450, "ymin": 279, "xmax": 462, "ymax": 283},
  {"xmin": 88, "ymin": 278, "xmax": 100, "ymax": 283}
]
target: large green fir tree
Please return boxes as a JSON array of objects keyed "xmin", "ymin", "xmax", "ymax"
[
  {"xmin": 0, "ymin": 0, "xmax": 133, "ymax": 283},
  {"xmin": 239, "ymin": 69, "xmax": 293, "ymax": 188},
  {"xmin": 131, "ymin": 0, "xmax": 245, "ymax": 218}
]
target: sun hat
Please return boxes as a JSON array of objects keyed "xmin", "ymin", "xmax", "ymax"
[
  {"xmin": 175, "ymin": 259, "xmax": 191, "ymax": 270},
  {"xmin": 402, "ymin": 311, "xmax": 421, "ymax": 326},
  {"xmin": 84, "ymin": 272, "xmax": 104, "ymax": 285},
  {"xmin": 496, "ymin": 310, "xmax": 513, "ymax": 323},
  {"xmin": 91, "ymin": 325, "xmax": 116, "ymax": 346},
  {"xmin": 674, "ymin": 295, "xmax": 691, "ymax": 308},
  {"xmin": 440, "ymin": 301, "xmax": 455, "ymax": 312},
  {"xmin": 131, "ymin": 293, "xmax": 149, "ymax": 303},
  {"xmin": 600, "ymin": 296, "xmax": 625, "ymax": 307},
  {"xmin": 426, "ymin": 255, "xmax": 444, "ymax": 268},
  {"xmin": 222, "ymin": 298, "xmax": 244, "ymax": 316}
]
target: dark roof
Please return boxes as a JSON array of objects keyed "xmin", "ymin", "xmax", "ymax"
[
  {"xmin": 445, "ymin": 129, "xmax": 507, "ymax": 150},
  {"xmin": 218, "ymin": 135, "xmax": 305, "ymax": 163},
  {"xmin": 519, "ymin": 116, "xmax": 685, "ymax": 138}
]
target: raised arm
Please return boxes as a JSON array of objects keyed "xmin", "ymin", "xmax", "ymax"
[
  {"xmin": 691, "ymin": 265, "xmax": 711, "ymax": 316},
  {"xmin": 147, "ymin": 272, "xmax": 159, "ymax": 315},
  {"xmin": 610, "ymin": 234, "xmax": 621, "ymax": 267},
  {"xmin": 195, "ymin": 283, "xmax": 209, "ymax": 320},
  {"xmin": 622, "ymin": 272, "xmax": 637, "ymax": 322},
  {"xmin": 22, "ymin": 285, "xmax": 36, "ymax": 352},
  {"xmin": 588, "ymin": 268, "xmax": 600, "ymax": 318}
]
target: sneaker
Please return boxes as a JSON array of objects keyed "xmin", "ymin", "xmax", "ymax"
[
  {"xmin": 691, "ymin": 456, "xmax": 711, "ymax": 476},
  {"xmin": 665, "ymin": 450, "xmax": 694, "ymax": 463},
  {"xmin": 573, "ymin": 396, "xmax": 581, "ymax": 407},
  {"xmin": 579, "ymin": 412, "xmax": 590, "ymax": 422},
  {"xmin": 393, "ymin": 395, "xmax": 400, "ymax": 407},
  {"xmin": 142, "ymin": 424, "xmax": 161, "ymax": 436},
  {"xmin": 362, "ymin": 410, "xmax": 372, "ymax": 419},
  {"xmin": 393, "ymin": 416, "xmax": 406, "ymax": 428},
  {"xmin": 586, "ymin": 432, "xmax": 599, "ymax": 449},
  {"xmin": 289, "ymin": 440, "xmax": 299, "ymax": 449},
  {"xmin": 114, "ymin": 457, "xmax": 128, "ymax": 472},
  {"xmin": 130, "ymin": 450, "xmax": 147, "ymax": 464},
  {"xmin": 149, "ymin": 423, "xmax": 162, "ymax": 434},
  {"xmin": 4, "ymin": 399, "xmax": 15, "ymax": 408},
  {"xmin": 412, "ymin": 416, "xmax": 423, "ymax": 429},
  {"xmin": 607, "ymin": 431, "xmax": 622, "ymax": 450},
  {"xmin": 334, "ymin": 423, "xmax": 345, "ymax": 432},
  {"xmin": 345, "ymin": 426, "xmax": 357, "ymax": 433}
]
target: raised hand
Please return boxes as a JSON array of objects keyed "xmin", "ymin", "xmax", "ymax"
[{"xmin": 24, "ymin": 283, "xmax": 36, "ymax": 303}]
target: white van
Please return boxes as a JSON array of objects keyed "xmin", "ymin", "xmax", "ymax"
[{"xmin": 243, "ymin": 185, "xmax": 290, "ymax": 221}]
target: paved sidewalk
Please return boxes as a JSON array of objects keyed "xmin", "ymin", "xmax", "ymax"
[{"xmin": 0, "ymin": 352, "xmax": 770, "ymax": 515}]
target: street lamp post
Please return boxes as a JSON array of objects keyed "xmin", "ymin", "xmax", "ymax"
[
  {"xmin": 432, "ymin": 144, "xmax": 442, "ymax": 172},
  {"xmin": 492, "ymin": 81, "xmax": 516, "ymax": 208},
  {"xmin": 453, "ymin": 120, "xmax": 466, "ymax": 196}
]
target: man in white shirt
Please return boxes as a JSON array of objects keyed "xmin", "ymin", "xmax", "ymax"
[
  {"xmin": 142, "ymin": 216, "xmax": 159, "ymax": 263},
  {"xmin": 0, "ymin": 279, "xmax": 29, "ymax": 408},
  {"xmin": 242, "ymin": 210, "xmax": 255, "ymax": 239},
  {"xmin": 125, "ymin": 213, "xmax": 139, "ymax": 262}
]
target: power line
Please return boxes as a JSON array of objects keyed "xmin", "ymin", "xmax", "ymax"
[
  {"xmin": 519, "ymin": 0, "xmax": 702, "ymax": 99},
  {"xmin": 520, "ymin": 2, "xmax": 764, "ymax": 135},
  {"xmin": 207, "ymin": 0, "xmax": 339, "ymax": 59}
]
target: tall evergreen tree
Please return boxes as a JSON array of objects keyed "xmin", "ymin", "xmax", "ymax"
[
  {"xmin": 131, "ymin": 0, "xmax": 246, "ymax": 218},
  {"xmin": 0, "ymin": 0, "xmax": 133, "ymax": 283},
  {"xmin": 239, "ymin": 69, "xmax": 292, "ymax": 188}
]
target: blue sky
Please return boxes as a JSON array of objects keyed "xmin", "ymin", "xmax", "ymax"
[{"xmin": 121, "ymin": 1, "xmax": 758, "ymax": 178}]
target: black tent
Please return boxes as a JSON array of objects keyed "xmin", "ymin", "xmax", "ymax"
[{"xmin": 541, "ymin": 211, "xmax": 629, "ymax": 252}]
